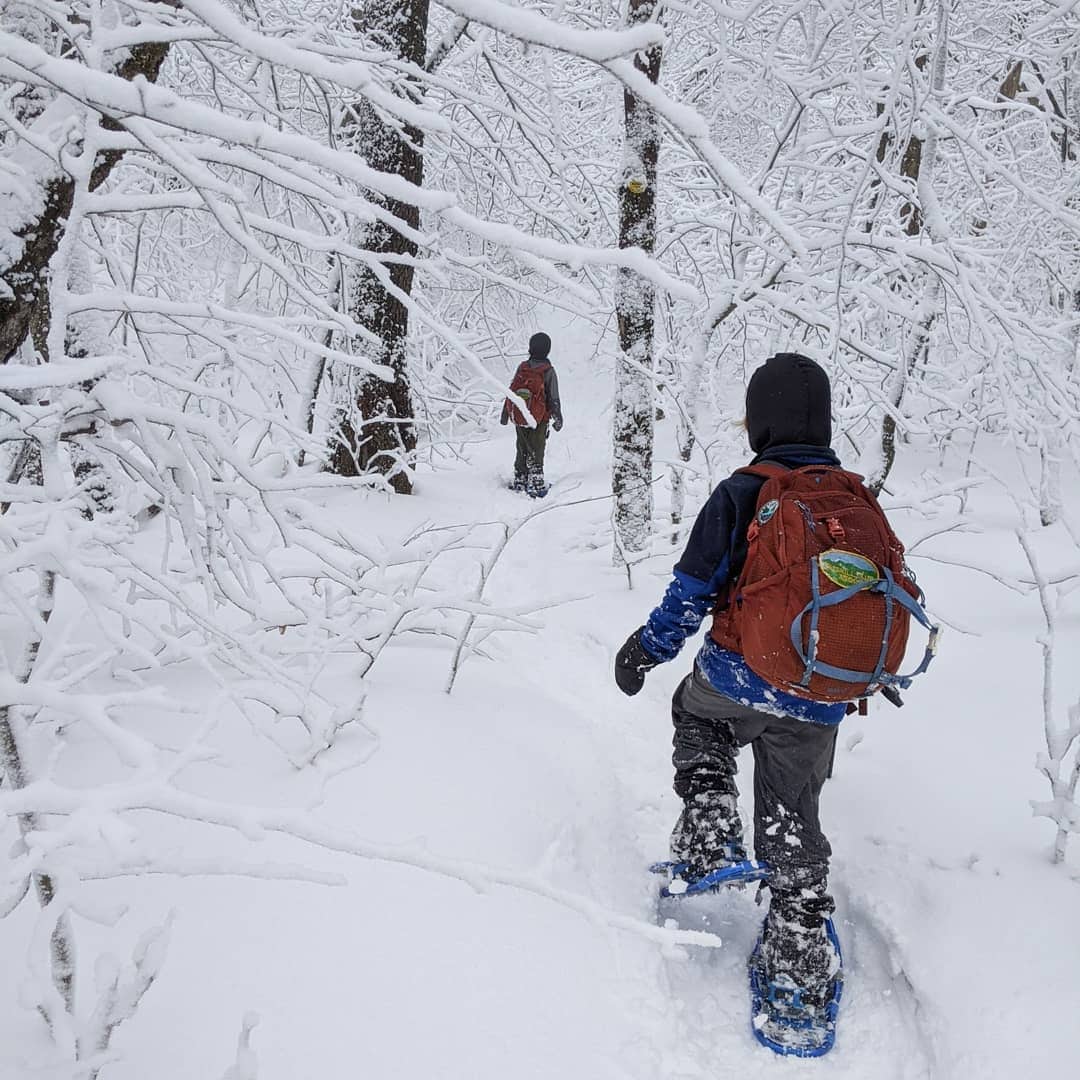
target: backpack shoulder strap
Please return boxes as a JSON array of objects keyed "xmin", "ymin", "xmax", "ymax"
[
  {"xmin": 734, "ymin": 462, "xmax": 789, "ymax": 482},
  {"xmin": 723, "ymin": 462, "xmax": 790, "ymax": 589}
]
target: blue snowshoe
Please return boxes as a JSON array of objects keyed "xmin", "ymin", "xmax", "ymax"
[
  {"xmin": 650, "ymin": 856, "xmax": 770, "ymax": 899},
  {"xmin": 748, "ymin": 916, "xmax": 843, "ymax": 1058}
]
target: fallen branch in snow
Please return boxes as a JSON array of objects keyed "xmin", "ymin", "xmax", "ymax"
[
  {"xmin": 0, "ymin": 775, "xmax": 723, "ymax": 954},
  {"xmin": 220, "ymin": 1012, "xmax": 260, "ymax": 1080},
  {"xmin": 80, "ymin": 917, "xmax": 173, "ymax": 1080}
]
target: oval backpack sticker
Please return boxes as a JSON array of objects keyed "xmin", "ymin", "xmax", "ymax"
[
  {"xmin": 819, "ymin": 548, "xmax": 879, "ymax": 588},
  {"xmin": 757, "ymin": 499, "xmax": 779, "ymax": 526}
]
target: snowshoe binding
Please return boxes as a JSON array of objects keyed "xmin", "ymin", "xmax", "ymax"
[
  {"xmin": 656, "ymin": 791, "xmax": 766, "ymax": 897},
  {"xmin": 650, "ymin": 852, "xmax": 770, "ymax": 899}
]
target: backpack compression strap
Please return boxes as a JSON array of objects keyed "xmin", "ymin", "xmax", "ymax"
[{"xmin": 790, "ymin": 563, "xmax": 941, "ymax": 691}]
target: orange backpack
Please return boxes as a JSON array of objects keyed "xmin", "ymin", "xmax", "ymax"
[
  {"xmin": 711, "ymin": 463, "xmax": 938, "ymax": 703},
  {"xmin": 505, "ymin": 361, "xmax": 550, "ymax": 426}
]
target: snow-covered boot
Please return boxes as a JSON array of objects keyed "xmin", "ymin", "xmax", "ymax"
[
  {"xmin": 669, "ymin": 790, "xmax": 746, "ymax": 875},
  {"xmin": 759, "ymin": 891, "xmax": 839, "ymax": 1003},
  {"xmin": 652, "ymin": 790, "xmax": 764, "ymax": 898},
  {"xmin": 749, "ymin": 889, "xmax": 843, "ymax": 1056}
]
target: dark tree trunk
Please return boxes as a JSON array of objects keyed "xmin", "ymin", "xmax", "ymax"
[
  {"xmin": 612, "ymin": 0, "xmax": 662, "ymax": 562},
  {"xmin": 1, "ymin": 19, "xmax": 173, "ymax": 518},
  {"xmin": 1, "ymin": 32, "xmax": 174, "ymax": 366},
  {"xmin": 871, "ymin": 52, "xmax": 931, "ymax": 496},
  {"xmin": 328, "ymin": 1, "xmax": 429, "ymax": 494},
  {"xmin": 0, "ymin": 567, "xmax": 74, "ymax": 1022}
]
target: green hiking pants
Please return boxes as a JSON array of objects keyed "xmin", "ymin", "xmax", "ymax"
[{"xmin": 513, "ymin": 421, "xmax": 548, "ymax": 490}]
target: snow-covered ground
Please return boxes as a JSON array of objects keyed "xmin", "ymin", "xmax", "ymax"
[{"xmin": 2, "ymin": 335, "xmax": 1078, "ymax": 1080}]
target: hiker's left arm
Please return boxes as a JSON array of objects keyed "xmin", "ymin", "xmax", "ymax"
[{"xmin": 546, "ymin": 367, "xmax": 563, "ymax": 430}]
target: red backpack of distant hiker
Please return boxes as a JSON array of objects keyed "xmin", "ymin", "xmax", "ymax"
[
  {"xmin": 505, "ymin": 361, "xmax": 550, "ymax": 426},
  {"xmin": 711, "ymin": 463, "xmax": 939, "ymax": 704}
]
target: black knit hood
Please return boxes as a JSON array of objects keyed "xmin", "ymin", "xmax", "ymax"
[
  {"xmin": 528, "ymin": 332, "xmax": 551, "ymax": 360},
  {"xmin": 745, "ymin": 352, "xmax": 832, "ymax": 453}
]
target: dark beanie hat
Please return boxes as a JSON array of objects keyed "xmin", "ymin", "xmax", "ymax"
[
  {"xmin": 745, "ymin": 352, "xmax": 832, "ymax": 453},
  {"xmin": 528, "ymin": 332, "xmax": 551, "ymax": 359}
]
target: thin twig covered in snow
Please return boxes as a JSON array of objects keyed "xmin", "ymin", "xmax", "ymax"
[{"xmin": 1017, "ymin": 528, "xmax": 1080, "ymax": 861}]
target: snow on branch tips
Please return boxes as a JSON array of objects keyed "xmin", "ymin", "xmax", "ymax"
[
  {"xmin": 435, "ymin": 0, "xmax": 666, "ymax": 61},
  {"xmin": 1, "ymin": 0, "xmax": 641, "ymax": 1063},
  {"xmin": 8, "ymin": 0, "xmax": 1080, "ymax": 1071}
]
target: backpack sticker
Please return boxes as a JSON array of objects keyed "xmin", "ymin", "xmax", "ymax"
[
  {"xmin": 819, "ymin": 549, "xmax": 879, "ymax": 588},
  {"xmin": 757, "ymin": 499, "xmax": 779, "ymax": 526}
]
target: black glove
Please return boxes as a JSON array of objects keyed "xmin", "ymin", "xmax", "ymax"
[
  {"xmin": 552, "ymin": 416, "xmax": 563, "ymax": 432},
  {"xmin": 614, "ymin": 629, "xmax": 659, "ymax": 696}
]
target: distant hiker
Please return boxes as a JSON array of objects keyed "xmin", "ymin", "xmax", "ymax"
[
  {"xmin": 614, "ymin": 353, "xmax": 935, "ymax": 1055},
  {"xmin": 501, "ymin": 332, "xmax": 563, "ymax": 497}
]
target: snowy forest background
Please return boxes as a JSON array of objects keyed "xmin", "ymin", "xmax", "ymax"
[{"xmin": 2, "ymin": 1, "xmax": 1080, "ymax": 1077}]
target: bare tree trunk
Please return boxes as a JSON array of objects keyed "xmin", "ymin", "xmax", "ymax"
[
  {"xmin": 0, "ymin": 17, "xmax": 176, "ymax": 1020},
  {"xmin": 298, "ymin": 260, "xmax": 343, "ymax": 468},
  {"xmin": 0, "ymin": 19, "xmax": 175, "ymax": 366},
  {"xmin": 874, "ymin": 299, "xmax": 936, "ymax": 495},
  {"xmin": 869, "ymin": 10, "xmax": 945, "ymax": 495},
  {"xmin": 613, "ymin": 0, "xmax": 662, "ymax": 564},
  {"xmin": 1039, "ymin": 429, "xmax": 1064, "ymax": 526},
  {"xmin": 0, "ymin": 568, "xmax": 75, "ymax": 1022},
  {"xmin": 1039, "ymin": 45, "xmax": 1078, "ymax": 527},
  {"xmin": 327, "ymin": 0, "xmax": 429, "ymax": 494}
]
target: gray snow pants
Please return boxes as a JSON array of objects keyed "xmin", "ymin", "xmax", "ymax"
[
  {"xmin": 672, "ymin": 665, "xmax": 837, "ymax": 894},
  {"xmin": 513, "ymin": 421, "xmax": 548, "ymax": 489}
]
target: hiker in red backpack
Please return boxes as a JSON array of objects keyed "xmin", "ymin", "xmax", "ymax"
[
  {"xmin": 501, "ymin": 332, "xmax": 563, "ymax": 497},
  {"xmin": 613, "ymin": 352, "xmax": 934, "ymax": 1048}
]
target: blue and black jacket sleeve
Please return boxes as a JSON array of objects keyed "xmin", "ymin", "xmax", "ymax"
[{"xmin": 639, "ymin": 482, "xmax": 739, "ymax": 663}]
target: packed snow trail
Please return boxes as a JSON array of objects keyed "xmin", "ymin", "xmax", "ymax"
[
  {"xmin": 656, "ymin": 887, "xmax": 933, "ymax": 1079},
  {"xmin": 389, "ymin": 367, "xmax": 947, "ymax": 1079}
]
